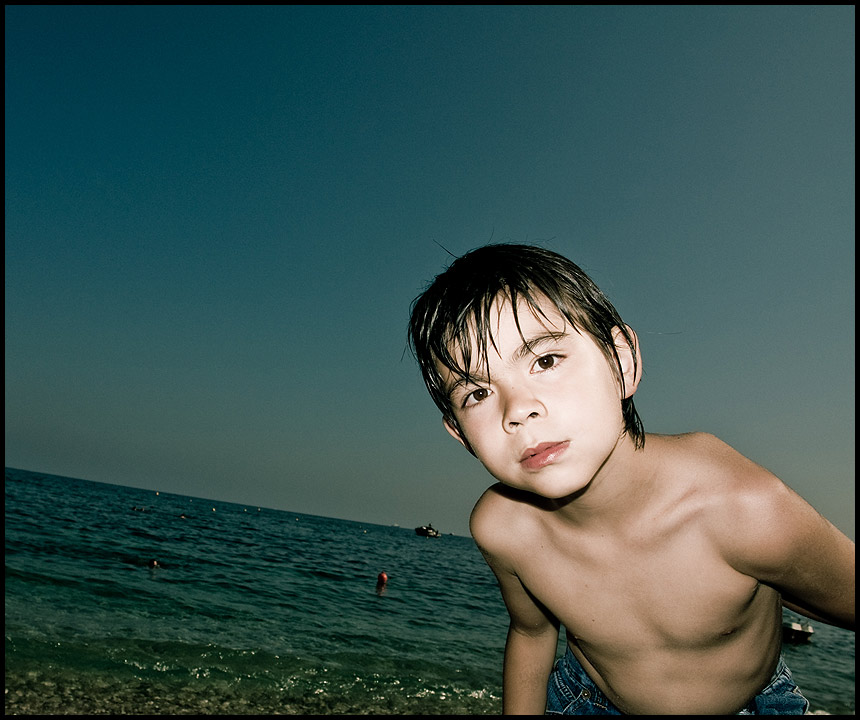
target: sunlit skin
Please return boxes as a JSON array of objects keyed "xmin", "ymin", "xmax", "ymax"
[{"xmin": 441, "ymin": 295, "xmax": 855, "ymax": 715}]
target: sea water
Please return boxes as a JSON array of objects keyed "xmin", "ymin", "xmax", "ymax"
[{"xmin": 4, "ymin": 468, "xmax": 855, "ymax": 715}]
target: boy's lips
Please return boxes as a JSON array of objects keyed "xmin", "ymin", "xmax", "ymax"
[{"xmin": 520, "ymin": 441, "xmax": 569, "ymax": 470}]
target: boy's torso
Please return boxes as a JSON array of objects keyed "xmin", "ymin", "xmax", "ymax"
[{"xmin": 473, "ymin": 432, "xmax": 784, "ymax": 714}]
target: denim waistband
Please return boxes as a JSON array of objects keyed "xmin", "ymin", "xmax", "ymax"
[{"xmin": 546, "ymin": 646, "xmax": 809, "ymax": 715}]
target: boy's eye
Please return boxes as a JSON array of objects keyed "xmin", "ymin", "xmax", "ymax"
[
  {"xmin": 535, "ymin": 355, "xmax": 558, "ymax": 371},
  {"xmin": 464, "ymin": 387, "xmax": 491, "ymax": 407}
]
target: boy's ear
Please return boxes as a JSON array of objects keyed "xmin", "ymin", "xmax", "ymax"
[
  {"xmin": 612, "ymin": 325, "xmax": 642, "ymax": 399},
  {"xmin": 443, "ymin": 417, "xmax": 477, "ymax": 457}
]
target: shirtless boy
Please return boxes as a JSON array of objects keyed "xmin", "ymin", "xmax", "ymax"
[{"xmin": 408, "ymin": 243, "xmax": 854, "ymax": 714}]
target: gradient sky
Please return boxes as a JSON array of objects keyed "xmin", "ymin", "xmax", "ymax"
[{"xmin": 5, "ymin": 6, "xmax": 854, "ymax": 538}]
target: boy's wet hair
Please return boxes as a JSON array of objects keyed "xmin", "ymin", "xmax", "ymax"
[{"xmin": 408, "ymin": 243, "xmax": 644, "ymax": 448}]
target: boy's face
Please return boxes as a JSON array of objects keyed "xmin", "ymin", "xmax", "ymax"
[{"xmin": 440, "ymin": 294, "xmax": 638, "ymax": 500}]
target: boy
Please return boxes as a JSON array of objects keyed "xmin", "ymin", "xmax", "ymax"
[{"xmin": 408, "ymin": 243, "xmax": 854, "ymax": 714}]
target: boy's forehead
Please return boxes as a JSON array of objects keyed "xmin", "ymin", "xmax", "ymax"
[{"xmin": 484, "ymin": 292, "xmax": 567, "ymax": 339}]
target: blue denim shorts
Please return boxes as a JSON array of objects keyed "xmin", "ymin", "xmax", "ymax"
[{"xmin": 545, "ymin": 645, "xmax": 809, "ymax": 715}]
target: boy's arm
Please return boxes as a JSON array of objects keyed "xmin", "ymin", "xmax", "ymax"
[
  {"xmin": 484, "ymin": 548, "xmax": 560, "ymax": 714},
  {"xmin": 714, "ymin": 463, "xmax": 854, "ymax": 631},
  {"xmin": 471, "ymin": 488, "xmax": 560, "ymax": 714}
]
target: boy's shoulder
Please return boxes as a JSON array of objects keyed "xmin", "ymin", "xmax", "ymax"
[
  {"xmin": 650, "ymin": 431, "xmax": 788, "ymax": 516},
  {"xmin": 469, "ymin": 482, "xmax": 548, "ymax": 561},
  {"xmin": 651, "ymin": 429, "xmax": 746, "ymax": 460},
  {"xmin": 653, "ymin": 432, "xmax": 815, "ymax": 564},
  {"xmin": 653, "ymin": 431, "xmax": 780, "ymax": 491},
  {"xmin": 469, "ymin": 482, "xmax": 532, "ymax": 533}
]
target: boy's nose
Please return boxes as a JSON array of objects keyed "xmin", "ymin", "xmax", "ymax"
[{"xmin": 502, "ymin": 387, "xmax": 544, "ymax": 431}]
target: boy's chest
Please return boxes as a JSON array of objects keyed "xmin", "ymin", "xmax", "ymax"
[{"xmin": 513, "ymin": 523, "xmax": 767, "ymax": 650}]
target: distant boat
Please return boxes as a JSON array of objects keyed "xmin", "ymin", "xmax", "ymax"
[
  {"xmin": 782, "ymin": 617, "xmax": 814, "ymax": 644},
  {"xmin": 415, "ymin": 524, "xmax": 441, "ymax": 538}
]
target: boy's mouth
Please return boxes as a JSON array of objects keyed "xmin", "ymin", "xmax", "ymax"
[{"xmin": 520, "ymin": 441, "xmax": 569, "ymax": 470}]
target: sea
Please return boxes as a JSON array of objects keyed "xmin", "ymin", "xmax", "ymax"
[{"xmin": 5, "ymin": 467, "xmax": 855, "ymax": 715}]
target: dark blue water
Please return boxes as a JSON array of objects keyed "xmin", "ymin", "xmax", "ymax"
[{"xmin": 5, "ymin": 468, "xmax": 854, "ymax": 714}]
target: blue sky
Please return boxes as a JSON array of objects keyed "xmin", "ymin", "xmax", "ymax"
[{"xmin": 5, "ymin": 6, "xmax": 854, "ymax": 538}]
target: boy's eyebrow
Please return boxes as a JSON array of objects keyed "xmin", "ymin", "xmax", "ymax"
[
  {"xmin": 445, "ymin": 365, "xmax": 491, "ymax": 396},
  {"xmin": 513, "ymin": 331, "xmax": 569, "ymax": 361},
  {"xmin": 446, "ymin": 376, "xmax": 482, "ymax": 398}
]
